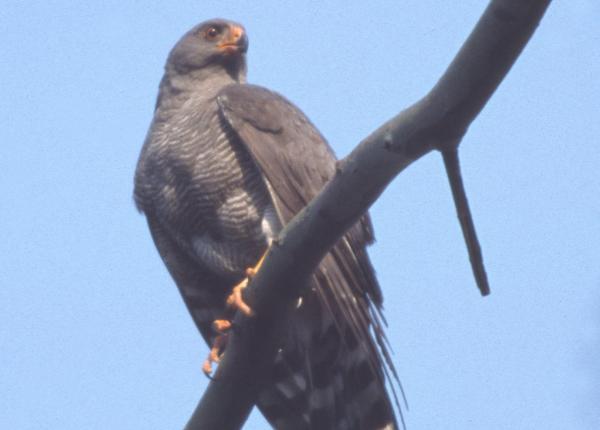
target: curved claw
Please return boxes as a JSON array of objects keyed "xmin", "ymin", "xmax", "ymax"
[
  {"xmin": 202, "ymin": 358, "xmax": 214, "ymax": 376},
  {"xmin": 202, "ymin": 333, "xmax": 228, "ymax": 377}
]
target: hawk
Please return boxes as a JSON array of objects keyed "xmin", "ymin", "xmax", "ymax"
[{"xmin": 134, "ymin": 18, "xmax": 400, "ymax": 429}]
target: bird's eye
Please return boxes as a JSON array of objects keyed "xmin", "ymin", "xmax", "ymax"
[{"xmin": 204, "ymin": 26, "xmax": 220, "ymax": 40}]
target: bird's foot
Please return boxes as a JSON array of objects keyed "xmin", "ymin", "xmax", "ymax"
[
  {"xmin": 225, "ymin": 277, "xmax": 254, "ymax": 316},
  {"xmin": 202, "ymin": 333, "xmax": 228, "ymax": 377},
  {"xmin": 203, "ymin": 251, "xmax": 269, "ymax": 376},
  {"xmin": 224, "ymin": 250, "xmax": 268, "ymax": 317}
]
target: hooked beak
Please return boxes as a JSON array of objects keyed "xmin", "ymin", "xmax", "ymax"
[{"xmin": 217, "ymin": 25, "xmax": 248, "ymax": 55}]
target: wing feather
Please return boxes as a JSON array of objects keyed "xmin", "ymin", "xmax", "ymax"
[
  {"xmin": 217, "ymin": 84, "xmax": 400, "ymax": 425},
  {"xmin": 217, "ymin": 84, "xmax": 382, "ymax": 302}
]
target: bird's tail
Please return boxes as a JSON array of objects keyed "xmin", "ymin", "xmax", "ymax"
[{"xmin": 256, "ymin": 286, "xmax": 397, "ymax": 430}]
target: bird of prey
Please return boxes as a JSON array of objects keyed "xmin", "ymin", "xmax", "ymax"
[{"xmin": 134, "ymin": 18, "xmax": 400, "ymax": 429}]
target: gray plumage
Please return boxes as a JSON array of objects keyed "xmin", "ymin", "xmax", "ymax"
[{"xmin": 135, "ymin": 18, "xmax": 400, "ymax": 429}]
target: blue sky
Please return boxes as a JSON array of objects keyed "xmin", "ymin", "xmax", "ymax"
[{"xmin": 1, "ymin": 1, "xmax": 599, "ymax": 429}]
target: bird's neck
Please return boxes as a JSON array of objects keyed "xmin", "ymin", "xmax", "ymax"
[{"xmin": 156, "ymin": 62, "xmax": 247, "ymax": 112}]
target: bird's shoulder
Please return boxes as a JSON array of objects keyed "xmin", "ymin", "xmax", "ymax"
[
  {"xmin": 217, "ymin": 84, "xmax": 330, "ymax": 152},
  {"xmin": 216, "ymin": 84, "xmax": 336, "ymax": 219},
  {"xmin": 217, "ymin": 84, "xmax": 298, "ymax": 132}
]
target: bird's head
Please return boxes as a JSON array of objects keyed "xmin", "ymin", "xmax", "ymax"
[{"xmin": 166, "ymin": 19, "xmax": 248, "ymax": 82}]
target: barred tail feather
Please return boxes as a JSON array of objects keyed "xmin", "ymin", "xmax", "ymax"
[{"xmin": 256, "ymin": 280, "xmax": 397, "ymax": 430}]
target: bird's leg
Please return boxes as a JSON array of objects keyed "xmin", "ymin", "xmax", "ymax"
[
  {"xmin": 203, "ymin": 249, "xmax": 269, "ymax": 376},
  {"xmin": 225, "ymin": 249, "xmax": 269, "ymax": 317}
]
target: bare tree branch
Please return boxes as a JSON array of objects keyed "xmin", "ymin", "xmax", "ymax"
[
  {"xmin": 443, "ymin": 149, "xmax": 490, "ymax": 295},
  {"xmin": 185, "ymin": 1, "xmax": 552, "ymax": 428}
]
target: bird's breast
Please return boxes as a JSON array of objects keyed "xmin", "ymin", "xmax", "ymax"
[{"xmin": 142, "ymin": 100, "xmax": 276, "ymax": 277}]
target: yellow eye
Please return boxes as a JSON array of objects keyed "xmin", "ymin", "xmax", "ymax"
[{"xmin": 205, "ymin": 26, "xmax": 220, "ymax": 40}]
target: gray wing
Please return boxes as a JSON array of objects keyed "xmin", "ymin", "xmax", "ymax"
[
  {"xmin": 217, "ymin": 84, "xmax": 336, "ymax": 222},
  {"xmin": 217, "ymin": 84, "xmax": 399, "ymax": 425},
  {"xmin": 217, "ymin": 84, "xmax": 382, "ymax": 300}
]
